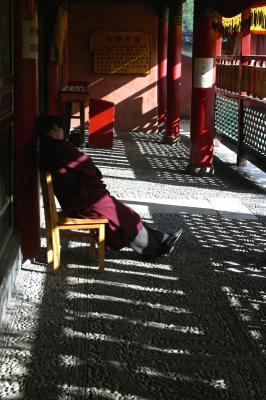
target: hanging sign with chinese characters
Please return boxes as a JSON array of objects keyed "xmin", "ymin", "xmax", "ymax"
[
  {"xmin": 22, "ymin": 20, "xmax": 38, "ymax": 59},
  {"xmin": 92, "ymin": 31, "xmax": 151, "ymax": 74}
]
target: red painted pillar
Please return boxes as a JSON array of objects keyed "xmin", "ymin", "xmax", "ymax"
[
  {"xmin": 188, "ymin": 0, "xmax": 216, "ymax": 174},
  {"xmin": 163, "ymin": 0, "xmax": 183, "ymax": 143},
  {"xmin": 48, "ymin": 4, "xmax": 66, "ymax": 116},
  {"xmin": 157, "ymin": 4, "xmax": 169, "ymax": 134},
  {"xmin": 48, "ymin": 61, "xmax": 60, "ymax": 115},
  {"xmin": 49, "ymin": 5, "xmax": 69, "ymax": 116},
  {"xmin": 14, "ymin": 0, "xmax": 40, "ymax": 258},
  {"xmin": 237, "ymin": 9, "xmax": 251, "ymax": 165},
  {"xmin": 241, "ymin": 9, "xmax": 251, "ymax": 57},
  {"xmin": 241, "ymin": 8, "xmax": 251, "ymax": 56},
  {"xmin": 215, "ymin": 15, "xmax": 222, "ymax": 90},
  {"xmin": 216, "ymin": 16, "xmax": 222, "ymax": 56},
  {"xmin": 60, "ymin": 9, "xmax": 69, "ymax": 88}
]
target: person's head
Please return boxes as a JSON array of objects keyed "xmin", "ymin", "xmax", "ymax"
[{"xmin": 36, "ymin": 115, "xmax": 64, "ymax": 140}]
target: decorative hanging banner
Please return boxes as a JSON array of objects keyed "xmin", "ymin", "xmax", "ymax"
[
  {"xmin": 222, "ymin": 13, "xmax": 241, "ymax": 35},
  {"xmin": 250, "ymin": 6, "xmax": 266, "ymax": 34},
  {"xmin": 213, "ymin": 5, "xmax": 266, "ymax": 35}
]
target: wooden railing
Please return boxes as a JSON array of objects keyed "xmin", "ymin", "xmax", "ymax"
[
  {"xmin": 216, "ymin": 55, "xmax": 266, "ymax": 99},
  {"xmin": 215, "ymin": 55, "xmax": 266, "ymax": 171},
  {"xmin": 216, "ymin": 56, "xmax": 240, "ymax": 93}
]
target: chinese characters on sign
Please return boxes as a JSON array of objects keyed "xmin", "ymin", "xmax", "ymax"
[
  {"xmin": 22, "ymin": 20, "xmax": 38, "ymax": 59},
  {"xmin": 93, "ymin": 31, "xmax": 151, "ymax": 74}
]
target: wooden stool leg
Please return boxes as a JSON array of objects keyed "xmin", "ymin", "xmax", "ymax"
[
  {"xmin": 51, "ymin": 227, "xmax": 61, "ymax": 272},
  {"xmin": 98, "ymin": 224, "xmax": 105, "ymax": 272},
  {"xmin": 89, "ymin": 230, "xmax": 97, "ymax": 260}
]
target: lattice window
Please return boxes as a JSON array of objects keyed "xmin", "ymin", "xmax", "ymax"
[
  {"xmin": 243, "ymin": 107, "xmax": 266, "ymax": 157},
  {"xmin": 215, "ymin": 95, "xmax": 239, "ymax": 141}
]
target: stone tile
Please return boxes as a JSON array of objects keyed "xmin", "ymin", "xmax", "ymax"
[
  {"xmin": 208, "ymin": 198, "xmax": 258, "ymax": 220},
  {"xmin": 124, "ymin": 198, "xmax": 217, "ymax": 215}
]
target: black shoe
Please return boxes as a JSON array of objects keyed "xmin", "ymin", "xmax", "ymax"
[
  {"xmin": 163, "ymin": 228, "xmax": 183, "ymax": 255},
  {"xmin": 136, "ymin": 228, "xmax": 183, "ymax": 261}
]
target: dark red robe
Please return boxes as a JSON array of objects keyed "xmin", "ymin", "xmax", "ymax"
[{"xmin": 39, "ymin": 136, "xmax": 143, "ymax": 250}]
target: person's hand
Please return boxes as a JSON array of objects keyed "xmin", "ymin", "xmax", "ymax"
[{"xmin": 49, "ymin": 124, "xmax": 64, "ymax": 140}]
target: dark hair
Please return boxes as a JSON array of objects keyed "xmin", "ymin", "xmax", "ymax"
[{"xmin": 35, "ymin": 115, "xmax": 64, "ymax": 137}]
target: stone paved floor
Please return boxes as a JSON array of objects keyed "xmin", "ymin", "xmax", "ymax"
[{"xmin": 0, "ymin": 126, "xmax": 266, "ymax": 400}]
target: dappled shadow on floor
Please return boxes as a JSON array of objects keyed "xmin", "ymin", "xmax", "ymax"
[
  {"xmin": 0, "ymin": 211, "xmax": 266, "ymax": 399},
  {"xmin": 84, "ymin": 132, "xmax": 263, "ymax": 194},
  {"xmin": 1, "ymin": 130, "xmax": 266, "ymax": 399},
  {"xmin": 85, "ymin": 132, "xmax": 227, "ymax": 190}
]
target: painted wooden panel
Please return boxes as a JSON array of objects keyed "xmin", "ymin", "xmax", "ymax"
[{"xmin": 93, "ymin": 31, "xmax": 151, "ymax": 74}]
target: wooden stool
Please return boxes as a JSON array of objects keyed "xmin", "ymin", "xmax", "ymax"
[{"xmin": 60, "ymin": 81, "xmax": 89, "ymax": 146}]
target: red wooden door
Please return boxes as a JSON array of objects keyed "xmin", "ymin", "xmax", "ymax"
[{"xmin": 0, "ymin": 0, "xmax": 15, "ymax": 256}]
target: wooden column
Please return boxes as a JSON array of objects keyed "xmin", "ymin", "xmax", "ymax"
[
  {"xmin": 163, "ymin": 0, "xmax": 183, "ymax": 144},
  {"xmin": 237, "ymin": 8, "xmax": 251, "ymax": 165},
  {"xmin": 14, "ymin": 0, "xmax": 40, "ymax": 258},
  {"xmin": 157, "ymin": 4, "xmax": 169, "ymax": 134},
  {"xmin": 48, "ymin": 4, "xmax": 60, "ymax": 115},
  {"xmin": 241, "ymin": 8, "xmax": 251, "ymax": 56},
  {"xmin": 60, "ymin": 15, "xmax": 69, "ymax": 88},
  {"xmin": 48, "ymin": 61, "xmax": 60, "ymax": 115},
  {"xmin": 188, "ymin": 0, "xmax": 216, "ymax": 175},
  {"xmin": 216, "ymin": 15, "xmax": 222, "ymax": 56}
]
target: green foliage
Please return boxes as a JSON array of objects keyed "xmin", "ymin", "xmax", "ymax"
[{"xmin": 182, "ymin": 0, "xmax": 194, "ymax": 32}]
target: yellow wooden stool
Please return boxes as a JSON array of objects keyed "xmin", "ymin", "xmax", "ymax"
[{"xmin": 40, "ymin": 170, "xmax": 108, "ymax": 273}]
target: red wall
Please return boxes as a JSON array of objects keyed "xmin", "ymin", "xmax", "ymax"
[{"xmin": 68, "ymin": 3, "xmax": 159, "ymax": 133}]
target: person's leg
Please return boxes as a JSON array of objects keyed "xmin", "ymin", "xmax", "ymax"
[
  {"xmin": 129, "ymin": 224, "xmax": 165, "ymax": 257},
  {"xmin": 76, "ymin": 194, "xmax": 183, "ymax": 257},
  {"xmin": 77, "ymin": 194, "xmax": 143, "ymax": 251},
  {"xmin": 129, "ymin": 223, "xmax": 183, "ymax": 259}
]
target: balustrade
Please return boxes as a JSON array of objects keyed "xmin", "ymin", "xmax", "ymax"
[
  {"xmin": 216, "ymin": 55, "xmax": 266, "ymax": 99},
  {"xmin": 215, "ymin": 55, "xmax": 266, "ymax": 171}
]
